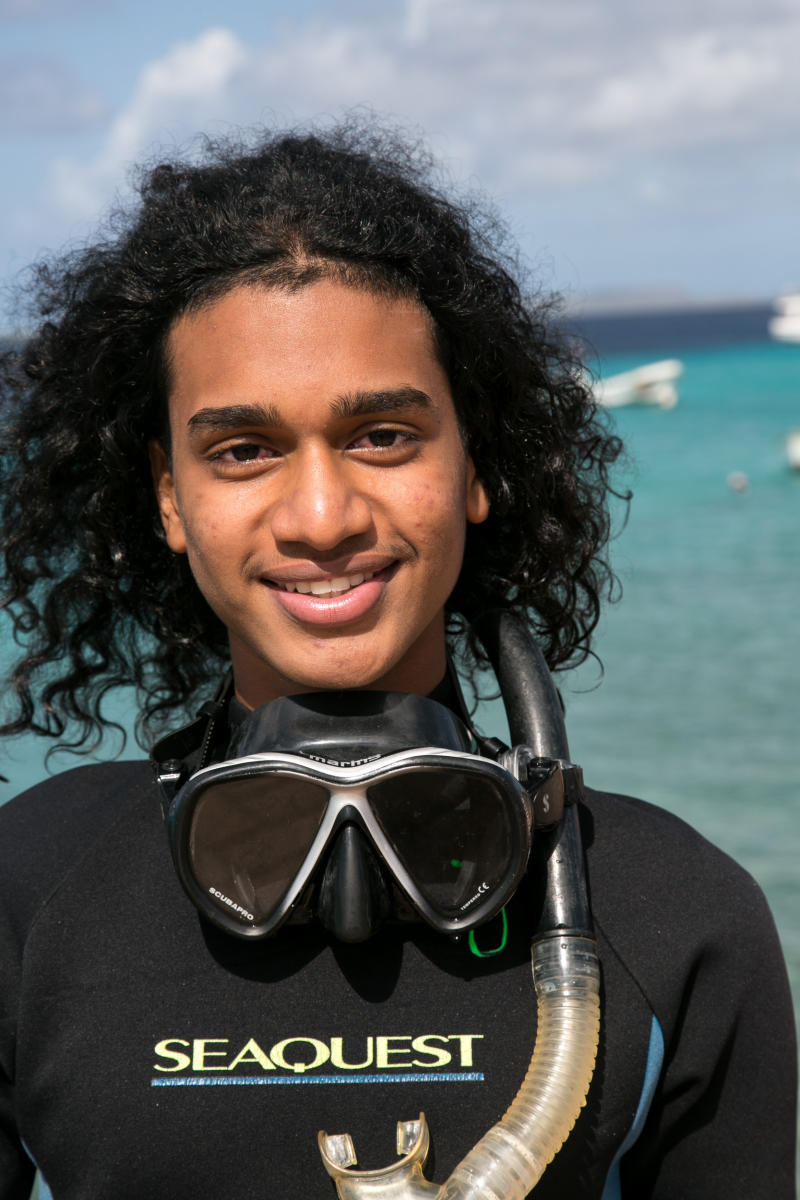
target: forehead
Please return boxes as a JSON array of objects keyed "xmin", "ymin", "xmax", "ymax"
[{"xmin": 165, "ymin": 281, "xmax": 450, "ymax": 414}]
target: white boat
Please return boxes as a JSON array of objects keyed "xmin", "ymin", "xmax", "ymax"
[
  {"xmin": 592, "ymin": 359, "xmax": 683, "ymax": 410},
  {"xmin": 768, "ymin": 294, "xmax": 800, "ymax": 343},
  {"xmin": 786, "ymin": 430, "xmax": 800, "ymax": 470}
]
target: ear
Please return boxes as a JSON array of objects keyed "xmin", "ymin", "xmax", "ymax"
[
  {"xmin": 465, "ymin": 459, "xmax": 490, "ymax": 525},
  {"xmin": 148, "ymin": 440, "xmax": 187, "ymax": 554}
]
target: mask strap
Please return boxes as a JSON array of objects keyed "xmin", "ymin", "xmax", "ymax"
[
  {"xmin": 445, "ymin": 650, "xmax": 508, "ymax": 761},
  {"xmin": 151, "ymin": 672, "xmax": 233, "ymax": 815}
]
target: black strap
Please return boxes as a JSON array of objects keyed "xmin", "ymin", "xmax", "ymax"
[{"xmin": 151, "ymin": 673, "xmax": 233, "ymax": 815}]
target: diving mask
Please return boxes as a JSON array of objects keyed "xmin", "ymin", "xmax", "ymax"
[{"xmin": 154, "ymin": 690, "xmax": 579, "ymax": 942}]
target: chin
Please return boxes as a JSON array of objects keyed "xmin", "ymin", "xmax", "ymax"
[
  {"xmin": 300, "ymin": 669, "xmax": 387, "ymax": 695},
  {"xmin": 289, "ymin": 651, "xmax": 397, "ymax": 695}
]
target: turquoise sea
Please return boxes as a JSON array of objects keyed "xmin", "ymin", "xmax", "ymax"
[
  {"xmin": 574, "ymin": 336, "xmax": 799, "ymax": 1013},
  {"xmin": 480, "ymin": 329, "xmax": 800, "ymax": 1040},
  {"xmin": 1, "ymin": 313, "xmax": 798, "ymax": 1198},
  {"xmin": 479, "ymin": 327, "xmax": 800, "ymax": 1028}
]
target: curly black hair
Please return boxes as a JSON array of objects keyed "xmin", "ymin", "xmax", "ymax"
[{"xmin": 0, "ymin": 121, "xmax": 624, "ymax": 749}]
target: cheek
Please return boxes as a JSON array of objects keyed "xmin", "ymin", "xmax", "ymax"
[
  {"xmin": 406, "ymin": 479, "xmax": 469, "ymax": 555},
  {"xmin": 181, "ymin": 511, "xmax": 226, "ymax": 559},
  {"xmin": 177, "ymin": 483, "xmax": 255, "ymax": 554},
  {"xmin": 176, "ymin": 508, "xmax": 244, "ymax": 599},
  {"xmin": 411, "ymin": 469, "xmax": 467, "ymax": 521}
]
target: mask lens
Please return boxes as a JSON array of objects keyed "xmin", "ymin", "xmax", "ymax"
[
  {"xmin": 367, "ymin": 769, "xmax": 514, "ymax": 918},
  {"xmin": 189, "ymin": 775, "xmax": 329, "ymax": 926}
]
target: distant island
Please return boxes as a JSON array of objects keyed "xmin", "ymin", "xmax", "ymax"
[{"xmin": 562, "ymin": 296, "xmax": 775, "ymax": 356}]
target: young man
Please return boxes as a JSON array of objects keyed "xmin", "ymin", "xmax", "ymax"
[{"xmin": 0, "ymin": 126, "xmax": 795, "ymax": 1198}]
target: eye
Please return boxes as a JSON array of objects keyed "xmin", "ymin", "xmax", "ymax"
[
  {"xmin": 349, "ymin": 428, "xmax": 418, "ymax": 452},
  {"xmin": 210, "ymin": 442, "xmax": 278, "ymax": 464},
  {"xmin": 366, "ymin": 430, "xmax": 401, "ymax": 448},
  {"xmin": 229, "ymin": 443, "xmax": 267, "ymax": 462}
]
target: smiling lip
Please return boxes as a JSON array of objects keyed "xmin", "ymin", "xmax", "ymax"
[{"xmin": 264, "ymin": 564, "xmax": 396, "ymax": 626}]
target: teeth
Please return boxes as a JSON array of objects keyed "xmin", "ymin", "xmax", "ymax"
[{"xmin": 281, "ymin": 570, "xmax": 375, "ymax": 596}]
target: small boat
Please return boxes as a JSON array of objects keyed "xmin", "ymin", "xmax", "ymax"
[
  {"xmin": 592, "ymin": 359, "xmax": 683, "ymax": 410},
  {"xmin": 768, "ymin": 294, "xmax": 800, "ymax": 343},
  {"xmin": 786, "ymin": 430, "xmax": 800, "ymax": 471}
]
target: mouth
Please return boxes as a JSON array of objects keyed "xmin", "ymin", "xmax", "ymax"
[
  {"xmin": 273, "ymin": 568, "xmax": 380, "ymax": 597},
  {"xmin": 263, "ymin": 563, "xmax": 397, "ymax": 627}
]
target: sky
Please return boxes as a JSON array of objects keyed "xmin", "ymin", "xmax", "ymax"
[{"xmin": 2, "ymin": 0, "xmax": 799, "ymax": 329}]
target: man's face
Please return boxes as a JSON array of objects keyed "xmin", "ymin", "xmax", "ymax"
[{"xmin": 151, "ymin": 280, "xmax": 489, "ymax": 708}]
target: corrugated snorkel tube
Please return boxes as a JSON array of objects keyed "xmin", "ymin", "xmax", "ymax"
[{"xmin": 319, "ymin": 613, "xmax": 601, "ymax": 1199}]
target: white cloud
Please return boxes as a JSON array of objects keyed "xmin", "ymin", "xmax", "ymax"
[
  {"xmin": 51, "ymin": 28, "xmax": 246, "ymax": 220},
  {"xmin": 583, "ymin": 31, "xmax": 777, "ymax": 147}
]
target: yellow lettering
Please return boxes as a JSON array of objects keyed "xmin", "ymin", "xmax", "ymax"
[
  {"xmin": 270, "ymin": 1037, "xmax": 330, "ymax": 1075},
  {"xmin": 448, "ymin": 1034, "xmax": 483, "ymax": 1067},
  {"xmin": 153, "ymin": 1039, "xmax": 191, "ymax": 1073},
  {"xmin": 153, "ymin": 1032, "xmax": 483, "ymax": 1075},
  {"xmin": 227, "ymin": 1038, "xmax": 275, "ymax": 1071},
  {"xmin": 329, "ymin": 1037, "xmax": 374, "ymax": 1070},
  {"xmin": 191, "ymin": 1039, "xmax": 230, "ymax": 1071},
  {"xmin": 411, "ymin": 1035, "xmax": 452, "ymax": 1068},
  {"xmin": 375, "ymin": 1036, "xmax": 413, "ymax": 1069}
]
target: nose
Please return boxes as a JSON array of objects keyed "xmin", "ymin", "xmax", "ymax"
[{"xmin": 269, "ymin": 446, "xmax": 373, "ymax": 552}]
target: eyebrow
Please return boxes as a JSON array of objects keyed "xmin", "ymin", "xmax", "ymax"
[
  {"xmin": 330, "ymin": 387, "xmax": 433, "ymax": 420},
  {"xmin": 186, "ymin": 388, "xmax": 433, "ymax": 434},
  {"xmin": 187, "ymin": 403, "xmax": 281, "ymax": 434}
]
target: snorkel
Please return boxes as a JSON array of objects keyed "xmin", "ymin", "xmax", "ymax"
[{"xmin": 317, "ymin": 612, "xmax": 601, "ymax": 1199}]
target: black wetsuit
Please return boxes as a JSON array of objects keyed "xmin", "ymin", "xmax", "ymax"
[{"xmin": 0, "ymin": 759, "xmax": 796, "ymax": 1198}]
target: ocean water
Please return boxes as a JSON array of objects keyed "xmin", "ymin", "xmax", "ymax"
[
  {"xmin": 478, "ymin": 329, "xmax": 800, "ymax": 1034},
  {"xmin": 2, "ymin": 313, "xmax": 798, "ymax": 1067}
]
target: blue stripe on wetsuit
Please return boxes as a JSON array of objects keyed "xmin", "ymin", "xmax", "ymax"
[
  {"xmin": 601, "ymin": 1014, "xmax": 664, "ymax": 1199},
  {"xmin": 22, "ymin": 1142, "xmax": 54, "ymax": 1200}
]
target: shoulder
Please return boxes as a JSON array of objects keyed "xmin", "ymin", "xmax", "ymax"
[
  {"xmin": 582, "ymin": 791, "xmax": 797, "ymax": 1193},
  {"xmin": 581, "ymin": 785, "xmax": 762, "ymax": 897},
  {"xmin": 580, "ymin": 787, "xmax": 787, "ymax": 1026},
  {"xmin": 581, "ymin": 785, "xmax": 769, "ymax": 919},
  {"xmin": 0, "ymin": 759, "xmax": 152, "ymax": 844},
  {"xmin": 0, "ymin": 760, "xmax": 153, "ymax": 938}
]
